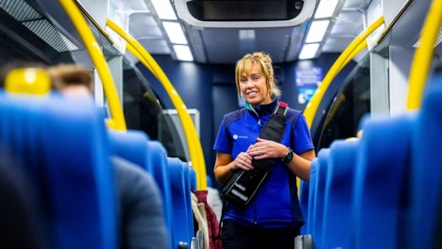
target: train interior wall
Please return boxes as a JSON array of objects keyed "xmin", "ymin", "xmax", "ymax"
[{"xmin": 138, "ymin": 53, "xmax": 356, "ymax": 189}]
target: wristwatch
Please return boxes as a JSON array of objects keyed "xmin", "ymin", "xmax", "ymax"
[{"xmin": 282, "ymin": 147, "xmax": 294, "ymax": 164}]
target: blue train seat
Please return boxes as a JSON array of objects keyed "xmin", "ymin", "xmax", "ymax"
[
  {"xmin": 0, "ymin": 93, "xmax": 118, "ymax": 249},
  {"xmin": 182, "ymin": 161, "xmax": 196, "ymax": 242},
  {"xmin": 352, "ymin": 112, "xmax": 416, "ymax": 249},
  {"xmin": 303, "ymin": 158, "xmax": 317, "ymax": 235},
  {"xmin": 299, "ymin": 179, "xmax": 309, "ymax": 235},
  {"xmin": 310, "ymin": 148, "xmax": 330, "ymax": 242},
  {"xmin": 145, "ymin": 140, "xmax": 175, "ymax": 248},
  {"xmin": 108, "ymin": 130, "xmax": 151, "ymax": 171},
  {"xmin": 168, "ymin": 157, "xmax": 193, "ymax": 247},
  {"xmin": 321, "ymin": 139, "xmax": 359, "ymax": 249},
  {"xmin": 108, "ymin": 129, "xmax": 175, "ymax": 249},
  {"xmin": 409, "ymin": 85, "xmax": 442, "ymax": 249},
  {"xmin": 189, "ymin": 164, "xmax": 197, "ymax": 192},
  {"xmin": 304, "ymin": 155, "xmax": 320, "ymax": 235}
]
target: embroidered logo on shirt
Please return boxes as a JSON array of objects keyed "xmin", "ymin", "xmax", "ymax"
[{"xmin": 233, "ymin": 134, "xmax": 248, "ymax": 140}]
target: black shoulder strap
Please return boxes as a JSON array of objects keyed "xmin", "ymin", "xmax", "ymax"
[
  {"xmin": 221, "ymin": 102, "xmax": 290, "ymax": 207},
  {"xmin": 252, "ymin": 102, "xmax": 289, "ymax": 171},
  {"xmin": 258, "ymin": 102, "xmax": 288, "ymax": 142}
]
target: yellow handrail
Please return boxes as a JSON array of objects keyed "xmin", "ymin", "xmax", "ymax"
[
  {"xmin": 58, "ymin": 0, "xmax": 126, "ymax": 131},
  {"xmin": 106, "ymin": 19, "xmax": 207, "ymax": 190},
  {"xmin": 304, "ymin": 16, "xmax": 385, "ymax": 128},
  {"xmin": 340, "ymin": 39, "xmax": 368, "ymax": 74},
  {"xmin": 406, "ymin": 0, "xmax": 442, "ymax": 110}
]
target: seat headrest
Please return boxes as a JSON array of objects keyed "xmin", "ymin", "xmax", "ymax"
[{"xmin": 5, "ymin": 68, "xmax": 51, "ymax": 95}]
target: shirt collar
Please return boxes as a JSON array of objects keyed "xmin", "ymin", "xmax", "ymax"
[{"xmin": 245, "ymin": 97, "xmax": 278, "ymax": 117}]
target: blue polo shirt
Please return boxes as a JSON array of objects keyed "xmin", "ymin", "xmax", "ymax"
[{"xmin": 213, "ymin": 100, "xmax": 314, "ymax": 228}]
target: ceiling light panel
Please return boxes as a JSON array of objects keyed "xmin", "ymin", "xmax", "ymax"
[
  {"xmin": 151, "ymin": 0, "xmax": 177, "ymax": 20},
  {"xmin": 305, "ymin": 19, "xmax": 330, "ymax": 43},
  {"xmin": 163, "ymin": 21, "xmax": 188, "ymax": 44},
  {"xmin": 173, "ymin": 45, "xmax": 193, "ymax": 61},
  {"xmin": 314, "ymin": 0, "xmax": 339, "ymax": 18},
  {"xmin": 299, "ymin": 43, "xmax": 320, "ymax": 60}
]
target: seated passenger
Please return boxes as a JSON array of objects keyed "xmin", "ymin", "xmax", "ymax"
[
  {"xmin": 0, "ymin": 149, "xmax": 48, "ymax": 249},
  {"xmin": 48, "ymin": 64, "xmax": 94, "ymax": 98},
  {"xmin": 112, "ymin": 156, "xmax": 169, "ymax": 249},
  {"xmin": 48, "ymin": 63, "xmax": 169, "ymax": 249}
]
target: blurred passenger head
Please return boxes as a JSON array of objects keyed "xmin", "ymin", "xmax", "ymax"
[
  {"xmin": 235, "ymin": 52, "xmax": 281, "ymax": 104},
  {"xmin": 48, "ymin": 64, "xmax": 93, "ymax": 98}
]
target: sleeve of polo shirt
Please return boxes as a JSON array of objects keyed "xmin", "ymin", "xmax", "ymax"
[
  {"xmin": 293, "ymin": 114, "xmax": 315, "ymax": 154},
  {"xmin": 213, "ymin": 118, "xmax": 231, "ymax": 154}
]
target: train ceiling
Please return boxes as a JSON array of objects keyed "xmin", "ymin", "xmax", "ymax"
[
  {"xmin": 1, "ymin": 0, "xmax": 440, "ymax": 67},
  {"xmin": 110, "ymin": 0, "xmax": 372, "ymax": 64}
]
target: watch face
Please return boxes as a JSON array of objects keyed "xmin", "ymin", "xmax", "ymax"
[
  {"xmin": 287, "ymin": 150, "xmax": 293, "ymax": 161},
  {"xmin": 287, "ymin": 150, "xmax": 293, "ymax": 160},
  {"xmin": 284, "ymin": 148, "xmax": 293, "ymax": 163}
]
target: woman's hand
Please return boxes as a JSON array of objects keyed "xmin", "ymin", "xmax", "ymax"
[
  {"xmin": 247, "ymin": 138, "xmax": 286, "ymax": 160},
  {"xmin": 233, "ymin": 151, "xmax": 254, "ymax": 171}
]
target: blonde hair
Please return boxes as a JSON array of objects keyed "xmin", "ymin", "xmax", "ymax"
[
  {"xmin": 235, "ymin": 52, "xmax": 281, "ymax": 100},
  {"xmin": 47, "ymin": 64, "xmax": 93, "ymax": 94}
]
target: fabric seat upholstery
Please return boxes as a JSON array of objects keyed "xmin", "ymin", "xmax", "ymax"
[
  {"xmin": 321, "ymin": 139, "xmax": 358, "ymax": 249},
  {"xmin": 0, "ymin": 93, "xmax": 118, "ymax": 249},
  {"xmin": 168, "ymin": 157, "xmax": 192, "ymax": 247},
  {"xmin": 352, "ymin": 113, "xmax": 416, "ymax": 249},
  {"xmin": 409, "ymin": 85, "xmax": 442, "ymax": 249},
  {"xmin": 310, "ymin": 148, "xmax": 330, "ymax": 242}
]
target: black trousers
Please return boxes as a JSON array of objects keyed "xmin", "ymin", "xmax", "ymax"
[{"xmin": 221, "ymin": 219, "xmax": 300, "ymax": 249}]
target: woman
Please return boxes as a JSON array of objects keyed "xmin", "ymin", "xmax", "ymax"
[{"xmin": 213, "ymin": 52, "xmax": 316, "ymax": 249}]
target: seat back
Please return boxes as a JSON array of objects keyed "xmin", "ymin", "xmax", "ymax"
[
  {"xmin": 321, "ymin": 139, "xmax": 358, "ymax": 249},
  {"xmin": 168, "ymin": 157, "xmax": 192, "ymax": 247},
  {"xmin": 352, "ymin": 113, "xmax": 416, "ymax": 249},
  {"xmin": 145, "ymin": 141, "xmax": 174, "ymax": 249},
  {"xmin": 409, "ymin": 85, "xmax": 442, "ymax": 249},
  {"xmin": 108, "ymin": 130, "xmax": 175, "ymax": 249},
  {"xmin": 303, "ymin": 158, "xmax": 318, "ymax": 235},
  {"xmin": 0, "ymin": 93, "xmax": 118, "ymax": 249},
  {"xmin": 310, "ymin": 148, "xmax": 330, "ymax": 241},
  {"xmin": 189, "ymin": 164, "xmax": 197, "ymax": 192},
  {"xmin": 182, "ymin": 161, "xmax": 195, "ymax": 242},
  {"xmin": 299, "ymin": 179, "xmax": 309, "ymax": 235},
  {"xmin": 108, "ymin": 130, "xmax": 151, "ymax": 171}
]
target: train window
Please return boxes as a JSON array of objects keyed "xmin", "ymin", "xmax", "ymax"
[
  {"xmin": 121, "ymin": 58, "xmax": 186, "ymax": 159},
  {"xmin": 315, "ymin": 54, "xmax": 371, "ymax": 151}
]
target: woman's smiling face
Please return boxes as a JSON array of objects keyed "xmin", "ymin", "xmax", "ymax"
[{"xmin": 239, "ymin": 64, "xmax": 272, "ymax": 107}]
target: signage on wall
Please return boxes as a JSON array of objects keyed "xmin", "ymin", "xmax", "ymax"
[
  {"xmin": 295, "ymin": 66, "xmax": 323, "ymax": 104},
  {"xmin": 298, "ymin": 88, "xmax": 317, "ymax": 105}
]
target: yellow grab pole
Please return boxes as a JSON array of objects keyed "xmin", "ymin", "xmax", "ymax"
[
  {"xmin": 406, "ymin": 0, "xmax": 442, "ymax": 110},
  {"xmin": 106, "ymin": 19, "xmax": 207, "ymax": 190},
  {"xmin": 58, "ymin": 0, "xmax": 126, "ymax": 131},
  {"xmin": 299, "ymin": 16, "xmax": 383, "ymax": 195}
]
